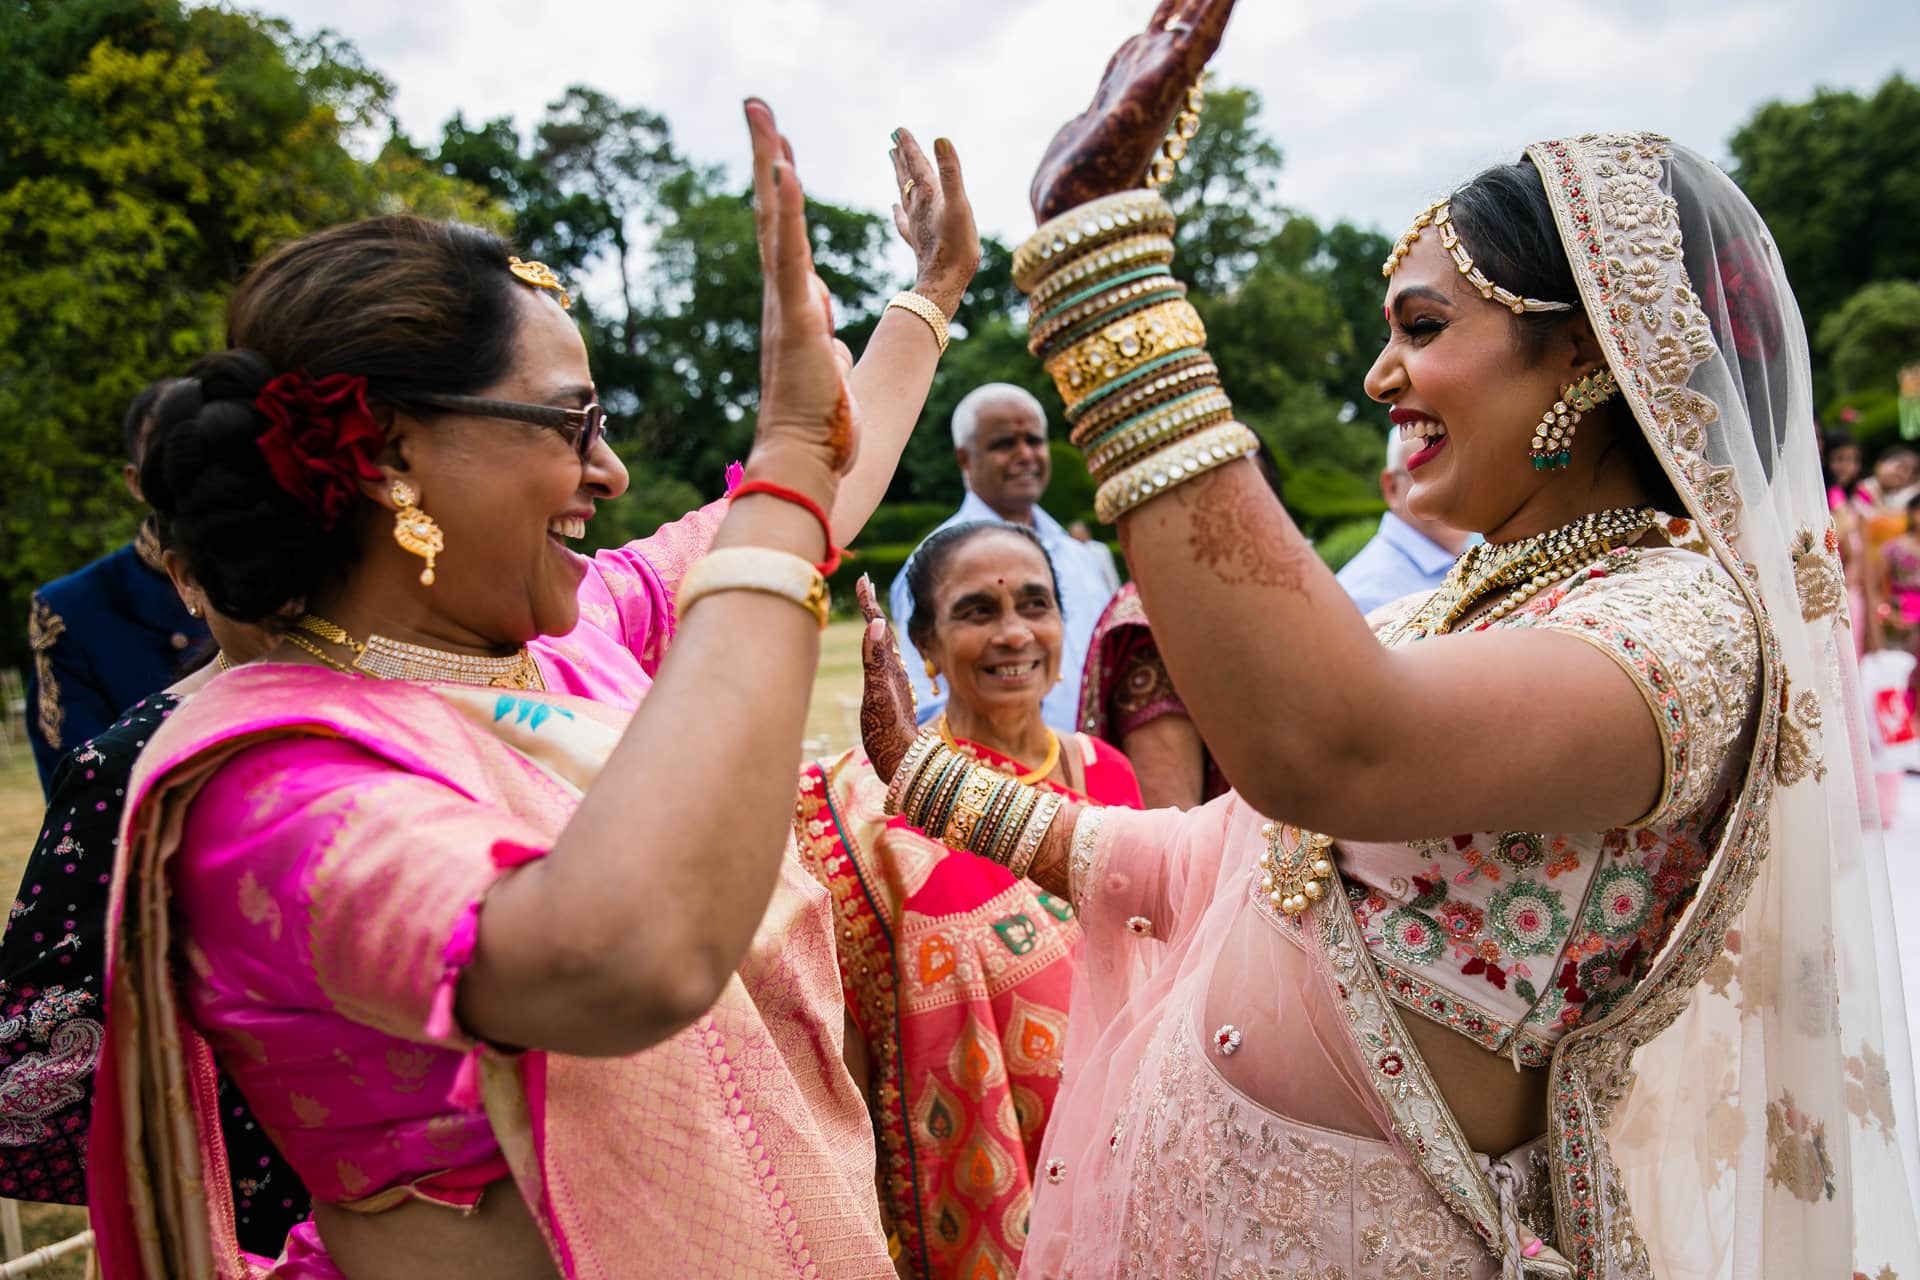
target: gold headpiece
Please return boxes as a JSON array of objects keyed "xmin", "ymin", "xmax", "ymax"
[
  {"xmin": 508, "ymin": 256, "xmax": 572, "ymax": 310},
  {"xmin": 1381, "ymin": 198, "xmax": 1572, "ymax": 316}
]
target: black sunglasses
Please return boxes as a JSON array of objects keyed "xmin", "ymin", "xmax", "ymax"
[{"xmin": 404, "ymin": 393, "xmax": 607, "ymax": 463}]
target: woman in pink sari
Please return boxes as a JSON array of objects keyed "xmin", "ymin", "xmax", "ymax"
[
  {"xmin": 89, "ymin": 102, "xmax": 983, "ymax": 1279},
  {"xmin": 795, "ymin": 524, "xmax": 1140, "ymax": 1279}
]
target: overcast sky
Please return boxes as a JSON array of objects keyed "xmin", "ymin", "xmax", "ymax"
[{"xmin": 262, "ymin": 0, "xmax": 1911, "ymax": 249}]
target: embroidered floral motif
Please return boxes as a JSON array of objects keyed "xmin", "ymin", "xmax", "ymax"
[
  {"xmin": 1765, "ymin": 1091, "xmax": 1836, "ymax": 1203},
  {"xmin": 1490, "ymin": 831, "xmax": 1546, "ymax": 870},
  {"xmin": 1584, "ymin": 864, "xmax": 1653, "ymax": 939},
  {"xmin": 27, "ymin": 595, "xmax": 65, "ymax": 751},
  {"xmin": 1791, "ymin": 526, "xmax": 1848, "ymax": 625},
  {"xmin": 1487, "ymin": 881, "xmax": 1569, "ymax": 956},
  {"xmin": 1844, "ymin": 1042, "xmax": 1897, "ymax": 1140},
  {"xmin": 1774, "ymin": 683, "xmax": 1827, "ymax": 786},
  {"xmin": 1381, "ymin": 907, "xmax": 1447, "ymax": 965}
]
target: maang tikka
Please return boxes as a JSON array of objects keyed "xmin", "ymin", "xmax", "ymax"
[{"xmin": 1532, "ymin": 367, "xmax": 1618, "ymax": 471}]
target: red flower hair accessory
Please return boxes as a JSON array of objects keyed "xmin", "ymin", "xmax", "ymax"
[{"xmin": 254, "ymin": 371, "xmax": 387, "ymax": 529}]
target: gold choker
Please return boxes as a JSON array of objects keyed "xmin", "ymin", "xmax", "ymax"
[
  {"xmin": 1406, "ymin": 506, "xmax": 1658, "ymax": 638},
  {"xmin": 291, "ymin": 614, "xmax": 545, "ymax": 690}
]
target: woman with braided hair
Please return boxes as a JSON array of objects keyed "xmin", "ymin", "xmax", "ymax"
[{"xmin": 858, "ymin": 3, "xmax": 1920, "ymax": 1276}]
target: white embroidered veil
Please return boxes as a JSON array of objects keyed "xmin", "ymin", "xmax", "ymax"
[{"xmin": 1526, "ymin": 133, "xmax": 1918, "ymax": 1278}]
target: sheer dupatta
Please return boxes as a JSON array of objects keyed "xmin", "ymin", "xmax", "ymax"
[{"xmin": 1523, "ymin": 135, "xmax": 1916, "ymax": 1278}]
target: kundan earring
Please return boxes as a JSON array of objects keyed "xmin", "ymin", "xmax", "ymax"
[
  {"xmin": 924, "ymin": 658, "xmax": 941, "ymax": 696},
  {"xmin": 1531, "ymin": 366, "xmax": 1618, "ymax": 471},
  {"xmin": 390, "ymin": 479, "xmax": 445, "ymax": 586}
]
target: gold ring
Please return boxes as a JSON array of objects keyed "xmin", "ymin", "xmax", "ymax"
[{"xmin": 901, "ymin": 178, "xmax": 916, "ymax": 201}]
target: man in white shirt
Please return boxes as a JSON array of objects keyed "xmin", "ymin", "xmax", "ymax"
[
  {"xmin": 889, "ymin": 383, "xmax": 1118, "ymax": 731},
  {"xmin": 1336, "ymin": 425, "xmax": 1471, "ymax": 616}
]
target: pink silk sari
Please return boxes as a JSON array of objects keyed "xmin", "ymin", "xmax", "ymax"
[
  {"xmin": 794, "ymin": 735, "xmax": 1139, "ymax": 1280},
  {"xmin": 88, "ymin": 500, "xmax": 894, "ymax": 1279}
]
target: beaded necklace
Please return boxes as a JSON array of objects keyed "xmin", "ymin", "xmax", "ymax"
[{"xmin": 289, "ymin": 614, "xmax": 545, "ymax": 690}]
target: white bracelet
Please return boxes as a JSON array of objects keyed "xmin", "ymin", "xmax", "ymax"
[
  {"xmin": 676, "ymin": 547, "xmax": 829, "ymax": 630},
  {"xmin": 885, "ymin": 291, "xmax": 951, "ymax": 354}
]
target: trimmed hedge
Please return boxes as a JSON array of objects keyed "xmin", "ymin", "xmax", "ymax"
[{"xmin": 1314, "ymin": 517, "xmax": 1382, "ymax": 572}]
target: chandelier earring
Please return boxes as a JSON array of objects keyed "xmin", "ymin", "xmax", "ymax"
[
  {"xmin": 1531, "ymin": 366, "xmax": 1618, "ymax": 472},
  {"xmin": 923, "ymin": 657, "xmax": 941, "ymax": 696},
  {"xmin": 389, "ymin": 479, "xmax": 445, "ymax": 586}
]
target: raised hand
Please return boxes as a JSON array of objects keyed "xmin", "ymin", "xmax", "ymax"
[
  {"xmin": 745, "ymin": 98, "xmax": 858, "ymax": 474},
  {"xmin": 856, "ymin": 574, "xmax": 919, "ymax": 781},
  {"xmin": 1029, "ymin": 0, "xmax": 1236, "ymax": 221},
  {"xmin": 889, "ymin": 128, "xmax": 980, "ymax": 319}
]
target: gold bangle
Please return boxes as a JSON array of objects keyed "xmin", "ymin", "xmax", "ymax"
[
  {"xmin": 676, "ymin": 547, "xmax": 829, "ymax": 630},
  {"xmin": 1006, "ymin": 792, "xmax": 1065, "ymax": 879},
  {"xmin": 1043, "ymin": 298, "xmax": 1208, "ymax": 411},
  {"xmin": 1066, "ymin": 352, "xmax": 1221, "ymax": 438},
  {"xmin": 1014, "ymin": 191, "xmax": 1176, "ymax": 291},
  {"xmin": 1084, "ymin": 388, "xmax": 1236, "ymax": 479},
  {"xmin": 885, "ymin": 733, "xmax": 942, "ymax": 816},
  {"xmin": 1094, "ymin": 421, "xmax": 1261, "ymax": 524},
  {"xmin": 943, "ymin": 768, "xmax": 1000, "ymax": 851},
  {"xmin": 909, "ymin": 748, "xmax": 964, "ymax": 826},
  {"xmin": 1029, "ymin": 276, "xmax": 1186, "ymax": 359},
  {"xmin": 991, "ymin": 786, "xmax": 1041, "ymax": 865},
  {"xmin": 1026, "ymin": 234, "xmax": 1176, "ymax": 313},
  {"xmin": 885, "ymin": 291, "xmax": 950, "ymax": 354}
]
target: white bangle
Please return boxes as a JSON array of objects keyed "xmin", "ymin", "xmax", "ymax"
[
  {"xmin": 885, "ymin": 291, "xmax": 951, "ymax": 354},
  {"xmin": 676, "ymin": 547, "xmax": 829, "ymax": 630}
]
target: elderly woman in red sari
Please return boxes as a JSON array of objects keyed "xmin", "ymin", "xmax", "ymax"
[{"xmin": 796, "ymin": 522, "xmax": 1139, "ymax": 1279}]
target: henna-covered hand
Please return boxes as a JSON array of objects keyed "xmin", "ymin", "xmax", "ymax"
[
  {"xmin": 856, "ymin": 574, "xmax": 919, "ymax": 780},
  {"xmin": 889, "ymin": 128, "xmax": 980, "ymax": 319},
  {"xmin": 1030, "ymin": 0, "xmax": 1237, "ymax": 221}
]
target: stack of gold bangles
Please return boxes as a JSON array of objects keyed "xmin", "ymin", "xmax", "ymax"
[
  {"xmin": 883, "ymin": 732, "xmax": 1065, "ymax": 879},
  {"xmin": 1014, "ymin": 190, "xmax": 1259, "ymax": 523}
]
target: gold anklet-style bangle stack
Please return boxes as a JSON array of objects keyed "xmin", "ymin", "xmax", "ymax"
[
  {"xmin": 1016, "ymin": 190, "xmax": 1258, "ymax": 523},
  {"xmin": 884, "ymin": 730, "xmax": 1066, "ymax": 879}
]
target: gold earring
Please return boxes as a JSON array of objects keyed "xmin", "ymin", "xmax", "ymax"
[
  {"xmin": 924, "ymin": 657, "xmax": 940, "ymax": 696},
  {"xmin": 1531, "ymin": 367, "xmax": 1618, "ymax": 471},
  {"xmin": 390, "ymin": 479, "xmax": 445, "ymax": 585}
]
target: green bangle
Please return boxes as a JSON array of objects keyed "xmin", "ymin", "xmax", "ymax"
[{"xmin": 1030, "ymin": 265, "xmax": 1174, "ymax": 335}]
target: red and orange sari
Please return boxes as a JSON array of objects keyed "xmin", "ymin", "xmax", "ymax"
[{"xmin": 794, "ymin": 735, "xmax": 1139, "ymax": 1280}]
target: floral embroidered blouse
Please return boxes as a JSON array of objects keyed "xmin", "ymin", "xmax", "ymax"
[{"xmin": 1337, "ymin": 530, "xmax": 1760, "ymax": 1067}]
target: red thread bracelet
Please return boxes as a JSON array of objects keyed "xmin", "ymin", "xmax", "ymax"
[{"xmin": 729, "ymin": 479, "xmax": 846, "ymax": 575}]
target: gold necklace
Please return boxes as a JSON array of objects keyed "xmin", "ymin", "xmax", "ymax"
[
  {"xmin": 1410, "ymin": 505, "xmax": 1657, "ymax": 638},
  {"xmin": 292, "ymin": 613, "xmax": 545, "ymax": 690},
  {"xmin": 938, "ymin": 713, "xmax": 1061, "ymax": 786}
]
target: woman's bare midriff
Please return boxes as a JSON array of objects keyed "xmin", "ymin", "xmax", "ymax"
[
  {"xmin": 312, "ymin": 1179, "xmax": 559, "ymax": 1280},
  {"xmin": 1409, "ymin": 1014, "xmax": 1550, "ymax": 1156}
]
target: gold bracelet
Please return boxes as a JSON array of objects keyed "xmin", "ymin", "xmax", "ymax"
[
  {"xmin": 1026, "ymin": 234, "xmax": 1176, "ymax": 313},
  {"xmin": 990, "ymin": 786, "xmax": 1040, "ymax": 865},
  {"xmin": 1084, "ymin": 388, "xmax": 1236, "ymax": 479},
  {"xmin": 1043, "ymin": 298, "xmax": 1208, "ymax": 411},
  {"xmin": 1029, "ymin": 276, "xmax": 1186, "ymax": 359},
  {"xmin": 1067, "ymin": 352, "xmax": 1221, "ymax": 439},
  {"xmin": 1006, "ymin": 792, "xmax": 1065, "ymax": 879},
  {"xmin": 1094, "ymin": 421, "xmax": 1262, "ymax": 524},
  {"xmin": 1014, "ymin": 190, "xmax": 1176, "ymax": 291},
  {"xmin": 944, "ymin": 768, "xmax": 1000, "ymax": 851},
  {"xmin": 884, "ymin": 291, "xmax": 950, "ymax": 354},
  {"xmin": 676, "ymin": 547, "xmax": 828, "ymax": 629},
  {"xmin": 885, "ymin": 733, "xmax": 942, "ymax": 816},
  {"xmin": 909, "ymin": 748, "xmax": 965, "ymax": 827}
]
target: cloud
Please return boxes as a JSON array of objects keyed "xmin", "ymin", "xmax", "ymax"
[{"xmin": 265, "ymin": 0, "xmax": 1912, "ymax": 247}]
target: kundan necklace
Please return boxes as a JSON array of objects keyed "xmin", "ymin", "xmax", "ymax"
[
  {"xmin": 937, "ymin": 713, "xmax": 1061, "ymax": 786},
  {"xmin": 1406, "ymin": 505, "xmax": 1658, "ymax": 638},
  {"xmin": 291, "ymin": 613, "xmax": 545, "ymax": 690}
]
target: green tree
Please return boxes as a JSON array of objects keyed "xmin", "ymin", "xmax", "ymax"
[
  {"xmin": 1817, "ymin": 279, "xmax": 1920, "ymax": 396},
  {"xmin": 0, "ymin": 0, "xmax": 493, "ymax": 666},
  {"xmin": 1158, "ymin": 85, "xmax": 1286, "ymax": 296},
  {"xmin": 1729, "ymin": 76, "xmax": 1920, "ymax": 340}
]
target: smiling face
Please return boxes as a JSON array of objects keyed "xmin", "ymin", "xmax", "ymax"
[
  {"xmin": 918, "ymin": 529, "xmax": 1064, "ymax": 724},
  {"xmin": 1363, "ymin": 234, "xmax": 1612, "ymax": 539},
  {"xmin": 959, "ymin": 397, "xmax": 1051, "ymax": 520},
  {"xmin": 389, "ymin": 289, "xmax": 629, "ymax": 644}
]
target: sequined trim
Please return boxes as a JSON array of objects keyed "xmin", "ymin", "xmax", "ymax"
[
  {"xmin": 1068, "ymin": 808, "xmax": 1107, "ymax": 913},
  {"xmin": 27, "ymin": 594, "xmax": 65, "ymax": 751}
]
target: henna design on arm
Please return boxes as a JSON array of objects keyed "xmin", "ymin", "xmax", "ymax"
[
  {"xmin": 1022, "ymin": 803, "xmax": 1079, "ymax": 900},
  {"xmin": 1169, "ymin": 465, "xmax": 1313, "ymax": 592}
]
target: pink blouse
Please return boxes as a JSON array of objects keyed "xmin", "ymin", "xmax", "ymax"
[{"xmin": 170, "ymin": 501, "xmax": 725, "ymax": 1215}]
